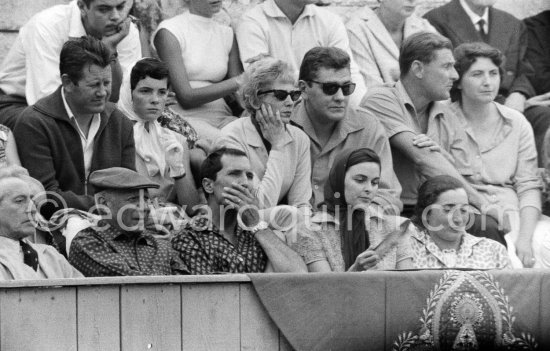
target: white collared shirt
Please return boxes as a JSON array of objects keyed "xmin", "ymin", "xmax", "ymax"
[
  {"xmin": 0, "ymin": 0, "xmax": 141, "ymax": 105},
  {"xmin": 459, "ymin": 0, "xmax": 489, "ymax": 33},
  {"xmin": 235, "ymin": 0, "xmax": 366, "ymax": 106},
  {"xmin": 61, "ymin": 88, "xmax": 101, "ymax": 178}
]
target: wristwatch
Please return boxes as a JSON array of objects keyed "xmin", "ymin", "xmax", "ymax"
[{"xmin": 250, "ymin": 220, "xmax": 269, "ymax": 234}]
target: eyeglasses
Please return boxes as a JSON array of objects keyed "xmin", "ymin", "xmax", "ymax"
[
  {"xmin": 307, "ymin": 80, "xmax": 356, "ymax": 96},
  {"xmin": 257, "ymin": 89, "xmax": 302, "ymax": 102}
]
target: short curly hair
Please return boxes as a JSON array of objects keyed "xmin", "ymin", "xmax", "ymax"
[
  {"xmin": 240, "ymin": 58, "xmax": 295, "ymax": 115},
  {"xmin": 450, "ymin": 42, "xmax": 504, "ymax": 102}
]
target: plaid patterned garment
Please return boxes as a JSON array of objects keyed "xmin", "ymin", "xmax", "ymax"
[{"xmin": 171, "ymin": 216, "xmax": 267, "ymax": 274}]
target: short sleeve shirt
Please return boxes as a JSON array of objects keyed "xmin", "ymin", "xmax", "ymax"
[
  {"xmin": 361, "ymin": 81, "xmax": 463, "ymax": 205},
  {"xmin": 171, "ymin": 216, "xmax": 268, "ymax": 274},
  {"xmin": 410, "ymin": 228, "xmax": 511, "ymax": 269}
]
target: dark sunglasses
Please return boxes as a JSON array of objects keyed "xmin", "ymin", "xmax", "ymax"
[
  {"xmin": 308, "ymin": 80, "xmax": 356, "ymax": 96},
  {"xmin": 257, "ymin": 89, "xmax": 302, "ymax": 101}
]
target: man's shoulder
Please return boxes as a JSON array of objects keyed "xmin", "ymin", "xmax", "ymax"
[
  {"xmin": 240, "ymin": 1, "xmax": 270, "ymax": 23},
  {"xmin": 103, "ymin": 104, "xmax": 133, "ymax": 129},
  {"xmin": 524, "ymin": 10, "xmax": 550, "ymax": 29},
  {"xmin": 17, "ymin": 89, "xmax": 64, "ymax": 125},
  {"xmin": 286, "ymin": 122, "xmax": 310, "ymax": 143},
  {"xmin": 349, "ymin": 106, "xmax": 385, "ymax": 125},
  {"xmin": 424, "ymin": 0, "xmax": 454, "ymax": 21},
  {"xmin": 346, "ymin": 6, "xmax": 376, "ymax": 29},
  {"xmin": 345, "ymin": 106, "xmax": 388, "ymax": 141},
  {"xmin": 489, "ymin": 6, "xmax": 521, "ymax": 24},
  {"xmin": 25, "ymin": 3, "xmax": 72, "ymax": 33},
  {"xmin": 362, "ymin": 83, "xmax": 403, "ymax": 107},
  {"xmin": 365, "ymin": 83, "xmax": 400, "ymax": 98},
  {"xmin": 307, "ymin": 4, "xmax": 344, "ymax": 25},
  {"xmin": 73, "ymin": 226, "xmax": 104, "ymax": 242},
  {"xmin": 30, "ymin": 242, "xmax": 65, "ymax": 257}
]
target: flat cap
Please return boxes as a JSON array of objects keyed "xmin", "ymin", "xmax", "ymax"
[{"xmin": 89, "ymin": 167, "xmax": 160, "ymax": 192}]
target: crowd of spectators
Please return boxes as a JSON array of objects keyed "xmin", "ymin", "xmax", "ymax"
[{"xmin": 0, "ymin": 0, "xmax": 549, "ymax": 280}]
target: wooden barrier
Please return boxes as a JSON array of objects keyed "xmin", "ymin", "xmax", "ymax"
[
  {"xmin": 0, "ymin": 275, "xmax": 290, "ymax": 351},
  {"xmin": 2, "ymin": 271, "xmax": 548, "ymax": 350}
]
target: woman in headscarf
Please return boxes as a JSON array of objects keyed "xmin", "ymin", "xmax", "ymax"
[
  {"xmin": 118, "ymin": 58, "xmax": 200, "ymax": 214},
  {"xmin": 292, "ymin": 148, "xmax": 413, "ymax": 272}
]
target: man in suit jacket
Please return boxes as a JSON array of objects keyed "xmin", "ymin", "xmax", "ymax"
[
  {"xmin": 0, "ymin": 166, "xmax": 83, "ymax": 280},
  {"xmin": 524, "ymin": 10, "xmax": 550, "ymax": 97},
  {"xmin": 425, "ymin": 0, "xmax": 550, "ymax": 165}
]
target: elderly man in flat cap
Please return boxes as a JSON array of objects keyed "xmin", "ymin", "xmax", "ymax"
[{"xmin": 68, "ymin": 167, "xmax": 187, "ymax": 277}]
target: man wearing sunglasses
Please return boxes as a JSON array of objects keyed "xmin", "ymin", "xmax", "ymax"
[
  {"xmin": 361, "ymin": 32, "xmax": 509, "ymax": 244},
  {"xmin": 235, "ymin": 0, "xmax": 367, "ymax": 107},
  {"xmin": 291, "ymin": 47, "xmax": 402, "ymax": 215}
]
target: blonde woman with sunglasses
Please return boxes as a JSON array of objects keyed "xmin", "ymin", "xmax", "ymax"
[{"xmin": 213, "ymin": 58, "xmax": 312, "ymax": 212}]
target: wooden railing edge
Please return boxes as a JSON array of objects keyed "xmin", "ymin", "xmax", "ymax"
[{"xmin": 0, "ymin": 273, "xmax": 252, "ymax": 288}]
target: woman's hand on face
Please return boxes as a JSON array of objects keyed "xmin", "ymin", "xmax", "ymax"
[
  {"xmin": 412, "ymin": 134, "xmax": 441, "ymax": 152},
  {"xmin": 350, "ymin": 249, "xmax": 379, "ymax": 272},
  {"xmin": 516, "ymin": 239, "xmax": 536, "ymax": 268},
  {"xmin": 256, "ymin": 104, "xmax": 286, "ymax": 149}
]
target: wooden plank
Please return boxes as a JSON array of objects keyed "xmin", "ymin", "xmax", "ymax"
[
  {"xmin": 0, "ymin": 274, "xmax": 251, "ymax": 289},
  {"xmin": 181, "ymin": 283, "xmax": 240, "ymax": 351},
  {"xmin": 120, "ymin": 284, "xmax": 181, "ymax": 351},
  {"xmin": 240, "ymin": 284, "xmax": 279, "ymax": 351},
  {"xmin": 77, "ymin": 286, "xmax": 120, "ymax": 351},
  {"xmin": 0, "ymin": 287, "xmax": 77, "ymax": 351}
]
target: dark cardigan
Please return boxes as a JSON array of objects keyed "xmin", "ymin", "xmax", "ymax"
[{"xmin": 14, "ymin": 86, "xmax": 135, "ymax": 218}]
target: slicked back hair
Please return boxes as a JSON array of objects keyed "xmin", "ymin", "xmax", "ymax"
[
  {"xmin": 399, "ymin": 32, "xmax": 453, "ymax": 78},
  {"xmin": 200, "ymin": 147, "xmax": 248, "ymax": 183},
  {"xmin": 299, "ymin": 47, "xmax": 350, "ymax": 82},
  {"xmin": 60, "ymin": 36, "xmax": 113, "ymax": 84}
]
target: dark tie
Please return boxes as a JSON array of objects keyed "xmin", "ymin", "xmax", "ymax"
[
  {"xmin": 477, "ymin": 19, "xmax": 488, "ymax": 42},
  {"xmin": 20, "ymin": 240, "xmax": 39, "ymax": 271}
]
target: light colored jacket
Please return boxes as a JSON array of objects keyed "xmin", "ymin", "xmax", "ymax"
[
  {"xmin": 346, "ymin": 6, "xmax": 436, "ymax": 88},
  {"xmin": 0, "ymin": 236, "xmax": 83, "ymax": 280},
  {"xmin": 214, "ymin": 117, "xmax": 312, "ymax": 209}
]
